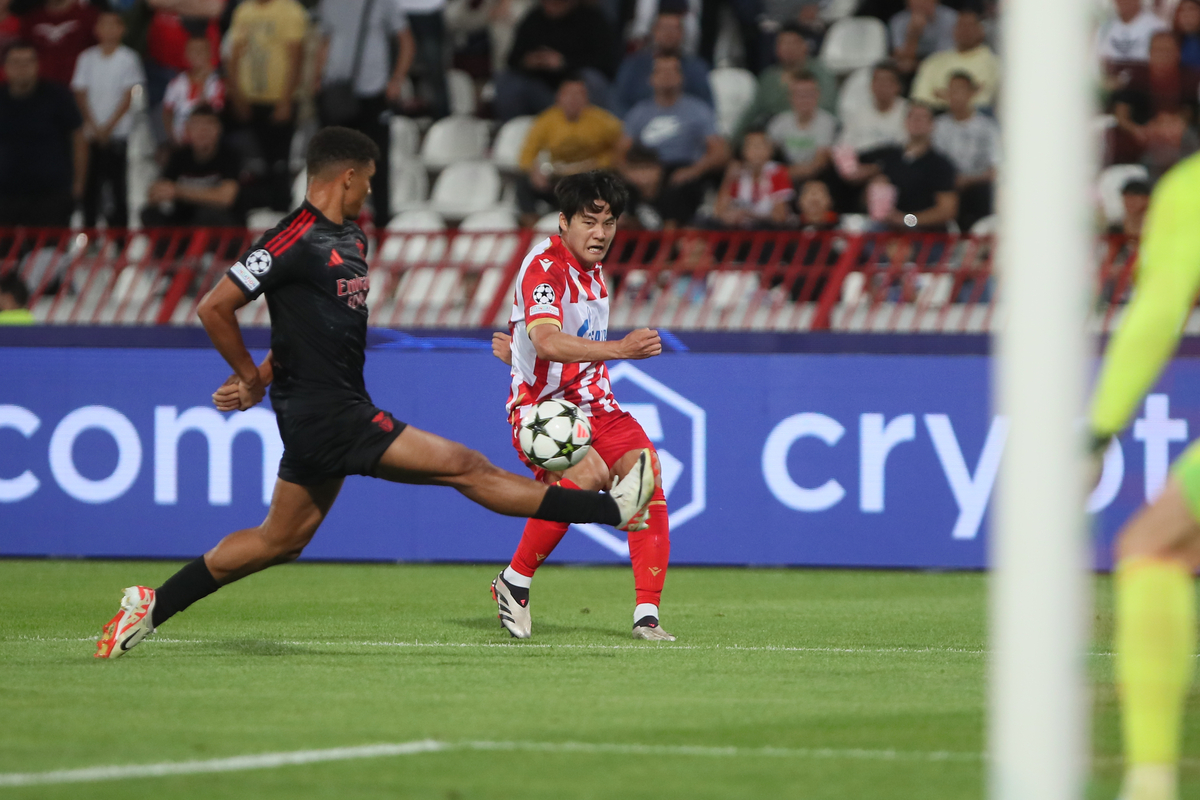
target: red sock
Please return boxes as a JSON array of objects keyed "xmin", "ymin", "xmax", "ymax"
[
  {"xmin": 509, "ymin": 479, "xmax": 577, "ymax": 577},
  {"xmin": 628, "ymin": 488, "xmax": 670, "ymax": 606}
]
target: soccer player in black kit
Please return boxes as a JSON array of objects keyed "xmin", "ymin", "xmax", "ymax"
[{"xmin": 95, "ymin": 127, "xmax": 655, "ymax": 658}]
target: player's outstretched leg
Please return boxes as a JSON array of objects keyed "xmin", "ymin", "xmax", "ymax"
[
  {"xmin": 372, "ymin": 426, "xmax": 654, "ymax": 528},
  {"xmin": 1111, "ymin": 474, "xmax": 1200, "ymax": 800},
  {"xmin": 96, "ymin": 478, "xmax": 343, "ymax": 658}
]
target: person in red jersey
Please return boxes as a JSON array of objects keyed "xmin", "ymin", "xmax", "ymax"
[
  {"xmin": 490, "ymin": 170, "xmax": 676, "ymax": 642},
  {"xmin": 20, "ymin": 0, "xmax": 98, "ymax": 86},
  {"xmin": 94, "ymin": 130, "xmax": 656, "ymax": 660}
]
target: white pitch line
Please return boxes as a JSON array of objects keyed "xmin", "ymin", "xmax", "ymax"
[{"xmin": 0, "ymin": 739, "xmax": 982, "ymax": 787}]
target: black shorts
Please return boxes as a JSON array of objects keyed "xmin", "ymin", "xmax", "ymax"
[{"xmin": 276, "ymin": 401, "xmax": 407, "ymax": 486}]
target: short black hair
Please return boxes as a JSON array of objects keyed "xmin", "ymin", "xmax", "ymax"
[
  {"xmin": 778, "ymin": 21, "xmax": 807, "ymax": 38},
  {"xmin": 0, "ymin": 272, "xmax": 30, "ymax": 308},
  {"xmin": 1122, "ymin": 178, "xmax": 1152, "ymax": 196},
  {"xmin": 556, "ymin": 170, "xmax": 628, "ymax": 222},
  {"xmin": 5, "ymin": 39, "xmax": 36, "ymax": 58},
  {"xmin": 873, "ymin": 59, "xmax": 902, "ymax": 81},
  {"xmin": 189, "ymin": 103, "xmax": 220, "ymax": 121},
  {"xmin": 306, "ymin": 126, "xmax": 380, "ymax": 177}
]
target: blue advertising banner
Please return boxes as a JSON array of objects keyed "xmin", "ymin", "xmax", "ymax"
[{"xmin": 0, "ymin": 345, "xmax": 1187, "ymax": 568}]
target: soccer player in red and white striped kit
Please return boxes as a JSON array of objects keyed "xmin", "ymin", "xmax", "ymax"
[{"xmin": 490, "ymin": 171, "xmax": 675, "ymax": 641}]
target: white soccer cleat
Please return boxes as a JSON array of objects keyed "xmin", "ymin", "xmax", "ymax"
[
  {"xmin": 95, "ymin": 586, "xmax": 156, "ymax": 659},
  {"xmin": 491, "ymin": 572, "xmax": 532, "ymax": 639},
  {"xmin": 612, "ymin": 449, "xmax": 655, "ymax": 531},
  {"xmin": 632, "ymin": 616, "xmax": 676, "ymax": 641}
]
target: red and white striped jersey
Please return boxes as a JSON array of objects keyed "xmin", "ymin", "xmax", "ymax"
[{"xmin": 506, "ymin": 236, "xmax": 619, "ymax": 419}]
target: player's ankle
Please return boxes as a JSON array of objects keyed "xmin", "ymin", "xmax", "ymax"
[
  {"xmin": 634, "ymin": 603, "xmax": 659, "ymax": 624},
  {"xmin": 502, "ymin": 566, "xmax": 532, "ymax": 589}
]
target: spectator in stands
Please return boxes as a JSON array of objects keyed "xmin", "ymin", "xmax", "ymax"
[
  {"xmin": 516, "ymin": 74, "xmax": 623, "ymax": 224},
  {"xmin": 315, "ymin": 0, "xmax": 415, "ymax": 224},
  {"xmin": 71, "ymin": 11, "xmax": 144, "ymax": 230},
  {"xmin": 0, "ymin": 0, "xmax": 18, "ymax": 80},
  {"xmin": 0, "ymin": 272, "xmax": 33, "ymax": 325},
  {"xmin": 494, "ymin": 0, "xmax": 617, "ymax": 121},
  {"xmin": 1098, "ymin": 0, "xmax": 1169, "ymax": 64},
  {"xmin": 444, "ymin": 0, "xmax": 533, "ymax": 76},
  {"xmin": 890, "ymin": 0, "xmax": 957, "ymax": 77},
  {"xmin": 734, "ymin": 21, "xmax": 835, "ymax": 140},
  {"xmin": 1174, "ymin": 0, "xmax": 1200, "ymax": 69},
  {"xmin": 1140, "ymin": 109, "xmax": 1199, "ymax": 181},
  {"xmin": 797, "ymin": 178, "xmax": 838, "ymax": 230},
  {"xmin": 620, "ymin": 53, "xmax": 729, "ymax": 226},
  {"xmin": 613, "ymin": 6, "xmax": 712, "ymax": 117},
  {"xmin": 760, "ymin": 0, "xmax": 826, "ymax": 57},
  {"xmin": 617, "ymin": 142, "xmax": 666, "ymax": 230},
  {"xmin": 1108, "ymin": 177, "xmax": 1151, "ymax": 237},
  {"xmin": 837, "ymin": 60, "xmax": 909, "ymax": 154},
  {"xmin": 400, "ymin": 0, "xmax": 449, "ymax": 119},
  {"xmin": 707, "ymin": 128, "xmax": 793, "ymax": 228},
  {"xmin": 910, "ymin": 9, "xmax": 999, "ymax": 110},
  {"xmin": 20, "ymin": 0, "xmax": 98, "ymax": 86},
  {"xmin": 142, "ymin": 104, "xmax": 242, "ymax": 227},
  {"xmin": 1109, "ymin": 31, "xmax": 1200, "ymax": 162},
  {"xmin": 226, "ymin": 0, "xmax": 307, "ymax": 212},
  {"xmin": 854, "ymin": 103, "xmax": 958, "ymax": 231},
  {"xmin": 163, "ymin": 36, "xmax": 225, "ymax": 146},
  {"xmin": 767, "ymin": 70, "xmax": 837, "ymax": 184},
  {"xmin": 932, "ymin": 72, "xmax": 998, "ymax": 231},
  {"xmin": 0, "ymin": 42, "xmax": 86, "ymax": 227},
  {"xmin": 629, "ymin": 0, "xmax": 699, "ymax": 57},
  {"xmin": 698, "ymin": 0, "xmax": 762, "ymax": 73}
]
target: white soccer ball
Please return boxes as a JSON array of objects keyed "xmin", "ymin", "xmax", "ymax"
[{"xmin": 518, "ymin": 399, "xmax": 592, "ymax": 472}]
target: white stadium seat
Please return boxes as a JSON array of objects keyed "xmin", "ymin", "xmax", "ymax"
[
  {"xmin": 459, "ymin": 208, "xmax": 519, "ymax": 231},
  {"xmin": 709, "ymin": 67, "xmax": 757, "ymax": 137},
  {"xmin": 387, "ymin": 209, "xmax": 447, "ymax": 232},
  {"xmin": 836, "ymin": 66, "xmax": 874, "ymax": 121},
  {"xmin": 492, "ymin": 116, "xmax": 535, "ymax": 172},
  {"xmin": 1098, "ymin": 163, "xmax": 1150, "ymax": 224},
  {"xmin": 390, "ymin": 116, "xmax": 422, "ymax": 161},
  {"xmin": 820, "ymin": 0, "xmax": 859, "ymax": 23},
  {"xmin": 534, "ymin": 211, "xmax": 561, "ymax": 233},
  {"xmin": 447, "ymin": 69, "xmax": 477, "ymax": 116},
  {"xmin": 428, "ymin": 161, "xmax": 502, "ymax": 221},
  {"xmin": 390, "ymin": 157, "xmax": 431, "ymax": 214},
  {"xmin": 820, "ymin": 17, "xmax": 888, "ymax": 75},
  {"xmin": 970, "ymin": 215, "xmax": 998, "ymax": 236},
  {"xmin": 420, "ymin": 114, "xmax": 490, "ymax": 169}
]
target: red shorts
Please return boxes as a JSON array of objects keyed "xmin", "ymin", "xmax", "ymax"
[{"xmin": 511, "ymin": 408, "xmax": 655, "ymax": 483}]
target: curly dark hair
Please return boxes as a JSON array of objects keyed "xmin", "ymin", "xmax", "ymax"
[
  {"xmin": 555, "ymin": 170, "xmax": 629, "ymax": 222},
  {"xmin": 306, "ymin": 126, "xmax": 381, "ymax": 177}
]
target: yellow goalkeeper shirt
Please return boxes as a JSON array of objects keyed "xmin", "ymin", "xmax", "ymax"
[{"xmin": 1091, "ymin": 152, "xmax": 1200, "ymax": 437}]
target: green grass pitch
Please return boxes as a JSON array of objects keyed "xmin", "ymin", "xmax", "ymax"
[{"xmin": 0, "ymin": 560, "xmax": 1195, "ymax": 799}]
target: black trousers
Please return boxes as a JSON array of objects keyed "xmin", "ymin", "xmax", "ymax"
[
  {"xmin": 0, "ymin": 191, "xmax": 74, "ymax": 227},
  {"xmin": 83, "ymin": 140, "xmax": 129, "ymax": 229},
  {"xmin": 245, "ymin": 103, "xmax": 295, "ymax": 211}
]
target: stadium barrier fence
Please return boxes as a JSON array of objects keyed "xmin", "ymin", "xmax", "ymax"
[{"xmin": 0, "ymin": 227, "xmax": 1143, "ymax": 332}]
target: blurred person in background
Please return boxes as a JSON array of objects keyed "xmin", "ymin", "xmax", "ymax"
[
  {"xmin": 0, "ymin": 0, "xmax": 19, "ymax": 80},
  {"xmin": 1140, "ymin": 109, "xmax": 1199, "ymax": 182},
  {"xmin": 796, "ymin": 177, "xmax": 837, "ymax": 230},
  {"xmin": 1110, "ymin": 31, "xmax": 1200, "ymax": 163},
  {"xmin": 493, "ymin": 0, "xmax": 616, "ymax": 121},
  {"xmin": 20, "ymin": 0, "xmax": 98, "ymax": 85},
  {"xmin": 142, "ymin": 104, "xmax": 242, "ymax": 226},
  {"xmin": 837, "ymin": 60, "xmax": 908, "ymax": 154},
  {"xmin": 758, "ymin": 0, "xmax": 826, "ymax": 57},
  {"xmin": 0, "ymin": 42, "xmax": 86, "ymax": 227},
  {"xmin": 1099, "ymin": 0, "xmax": 1169, "ymax": 65},
  {"xmin": 314, "ymin": 0, "xmax": 414, "ymax": 224},
  {"xmin": 620, "ymin": 53, "xmax": 729, "ymax": 226},
  {"xmin": 226, "ymin": 0, "xmax": 308, "ymax": 211},
  {"xmin": 890, "ymin": 0, "xmax": 957, "ymax": 78},
  {"xmin": 734, "ymin": 21, "xmax": 835, "ymax": 140},
  {"xmin": 444, "ymin": 0, "xmax": 532, "ymax": 77},
  {"xmin": 766, "ymin": 69, "xmax": 837, "ymax": 185},
  {"xmin": 909, "ymin": 8, "xmax": 999, "ymax": 110},
  {"xmin": 1107, "ymin": 177, "xmax": 1151, "ymax": 237},
  {"xmin": 931, "ymin": 71, "xmax": 997, "ymax": 231},
  {"xmin": 162, "ymin": 35, "xmax": 226, "ymax": 146},
  {"xmin": 516, "ymin": 74, "xmax": 623, "ymax": 225},
  {"xmin": 697, "ymin": 0, "xmax": 762, "ymax": 72},
  {"xmin": 71, "ymin": 10, "xmax": 144, "ymax": 230},
  {"xmin": 852, "ymin": 103, "xmax": 958, "ymax": 231},
  {"xmin": 613, "ymin": 5, "xmax": 712, "ymax": 118},
  {"xmin": 707, "ymin": 127, "xmax": 793, "ymax": 228},
  {"xmin": 0, "ymin": 273, "xmax": 33, "ymax": 324},
  {"xmin": 616, "ymin": 142, "xmax": 665, "ymax": 230},
  {"xmin": 1174, "ymin": 0, "xmax": 1200, "ymax": 68},
  {"xmin": 400, "ymin": 0, "xmax": 449, "ymax": 118}
]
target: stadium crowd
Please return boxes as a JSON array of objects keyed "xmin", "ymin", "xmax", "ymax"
[{"xmin": 0, "ymin": 0, "xmax": 1187, "ymax": 240}]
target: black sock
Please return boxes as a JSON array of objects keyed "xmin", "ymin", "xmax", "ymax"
[
  {"xmin": 152, "ymin": 557, "xmax": 221, "ymax": 628},
  {"xmin": 534, "ymin": 485, "xmax": 620, "ymax": 526}
]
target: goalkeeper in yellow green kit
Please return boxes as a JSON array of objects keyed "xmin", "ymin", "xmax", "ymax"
[{"xmin": 1090, "ymin": 153, "xmax": 1200, "ymax": 800}]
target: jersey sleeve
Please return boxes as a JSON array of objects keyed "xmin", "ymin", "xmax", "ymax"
[
  {"xmin": 1090, "ymin": 162, "xmax": 1200, "ymax": 437},
  {"xmin": 226, "ymin": 225, "xmax": 305, "ymax": 300},
  {"xmin": 519, "ymin": 258, "xmax": 568, "ymax": 331}
]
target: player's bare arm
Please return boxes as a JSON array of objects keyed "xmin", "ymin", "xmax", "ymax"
[
  {"xmin": 213, "ymin": 353, "xmax": 274, "ymax": 412},
  {"xmin": 528, "ymin": 323, "xmax": 661, "ymax": 363},
  {"xmin": 197, "ymin": 276, "xmax": 267, "ymax": 410}
]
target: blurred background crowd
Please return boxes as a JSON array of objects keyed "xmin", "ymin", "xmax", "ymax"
[{"xmin": 0, "ymin": 0, "xmax": 1184, "ymax": 239}]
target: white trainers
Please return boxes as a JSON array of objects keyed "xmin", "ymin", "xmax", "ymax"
[
  {"xmin": 632, "ymin": 616, "xmax": 676, "ymax": 641},
  {"xmin": 612, "ymin": 449, "xmax": 655, "ymax": 531},
  {"xmin": 95, "ymin": 586, "xmax": 156, "ymax": 659},
  {"xmin": 491, "ymin": 572, "xmax": 532, "ymax": 639}
]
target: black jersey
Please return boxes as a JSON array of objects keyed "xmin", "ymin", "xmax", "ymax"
[{"xmin": 226, "ymin": 201, "xmax": 373, "ymax": 412}]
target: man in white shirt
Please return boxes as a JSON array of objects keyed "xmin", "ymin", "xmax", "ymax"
[
  {"xmin": 931, "ymin": 72, "xmax": 999, "ymax": 231},
  {"xmin": 1098, "ymin": 0, "xmax": 1170, "ymax": 63},
  {"xmin": 70, "ymin": 10, "xmax": 144, "ymax": 229},
  {"xmin": 838, "ymin": 60, "xmax": 908, "ymax": 154}
]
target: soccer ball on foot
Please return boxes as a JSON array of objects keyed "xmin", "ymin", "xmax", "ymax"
[{"xmin": 519, "ymin": 399, "xmax": 592, "ymax": 472}]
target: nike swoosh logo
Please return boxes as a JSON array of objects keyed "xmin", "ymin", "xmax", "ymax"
[{"xmin": 118, "ymin": 632, "xmax": 140, "ymax": 651}]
